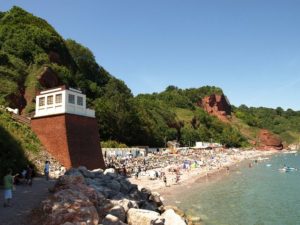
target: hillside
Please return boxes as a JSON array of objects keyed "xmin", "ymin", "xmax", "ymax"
[
  {"xmin": 0, "ymin": 108, "xmax": 40, "ymax": 179},
  {"xmin": 0, "ymin": 6, "xmax": 299, "ymax": 153}
]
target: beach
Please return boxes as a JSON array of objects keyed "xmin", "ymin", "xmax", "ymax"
[{"xmin": 127, "ymin": 148, "xmax": 279, "ymax": 203}]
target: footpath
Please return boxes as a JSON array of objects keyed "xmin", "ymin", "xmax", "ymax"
[{"xmin": 0, "ymin": 177, "xmax": 55, "ymax": 225}]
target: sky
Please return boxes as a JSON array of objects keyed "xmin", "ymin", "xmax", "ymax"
[{"xmin": 1, "ymin": 0, "xmax": 300, "ymax": 110}]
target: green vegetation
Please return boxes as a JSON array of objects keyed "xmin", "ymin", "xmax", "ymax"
[
  {"xmin": 135, "ymin": 88, "xmax": 247, "ymax": 148},
  {"xmin": 0, "ymin": 6, "xmax": 257, "ymax": 150},
  {"xmin": 101, "ymin": 140, "xmax": 128, "ymax": 148},
  {"xmin": 233, "ymin": 105, "xmax": 300, "ymax": 144},
  {"xmin": 0, "ymin": 109, "xmax": 42, "ymax": 180},
  {"xmin": 1, "ymin": 5, "xmax": 299, "ymax": 166}
]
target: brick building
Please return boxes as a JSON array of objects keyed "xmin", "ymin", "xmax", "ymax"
[{"xmin": 31, "ymin": 86, "xmax": 105, "ymax": 169}]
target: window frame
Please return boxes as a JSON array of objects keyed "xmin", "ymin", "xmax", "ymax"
[
  {"xmin": 68, "ymin": 94, "xmax": 75, "ymax": 104},
  {"xmin": 55, "ymin": 94, "xmax": 62, "ymax": 104}
]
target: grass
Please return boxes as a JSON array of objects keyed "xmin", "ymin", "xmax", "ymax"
[
  {"xmin": 0, "ymin": 108, "xmax": 41, "ymax": 154},
  {"xmin": 174, "ymin": 107, "xmax": 195, "ymax": 122}
]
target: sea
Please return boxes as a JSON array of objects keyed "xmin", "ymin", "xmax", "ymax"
[{"xmin": 175, "ymin": 152, "xmax": 300, "ymax": 225}]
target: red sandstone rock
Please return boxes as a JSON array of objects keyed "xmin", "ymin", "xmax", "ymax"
[
  {"xmin": 38, "ymin": 66, "xmax": 60, "ymax": 88},
  {"xmin": 258, "ymin": 129, "xmax": 283, "ymax": 150},
  {"xmin": 48, "ymin": 51, "xmax": 63, "ymax": 64},
  {"xmin": 198, "ymin": 94, "xmax": 231, "ymax": 122}
]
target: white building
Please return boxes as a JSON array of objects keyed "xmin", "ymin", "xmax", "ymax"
[
  {"xmin": 34, "ymin": 86, "xmax": 95, "ymax": 118},
  {"xmin": 193, "ymin": 142, "xmax": 222, "ymax": 149}
]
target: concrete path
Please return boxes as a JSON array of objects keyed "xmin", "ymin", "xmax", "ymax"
[{"xmin": 0, "ymin": 177, "xmax": 55, "ymax": 225}]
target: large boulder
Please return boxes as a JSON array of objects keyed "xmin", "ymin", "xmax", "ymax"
[
  {"xmin": 161, "ymin": 209, "xmax": 186, "ymax": 225},
  {"xmin": 107, "ymin": 180, "xmax": 121, "ymax": 192},
  {"xmin": 78, "ymin": 166, "xmax": 96, "ymax": 179},
  {"xmin": 102, "ymin": 214, "xmax": 127, "ymax": 225},
  {"xmin": 54, "ymin": 175, "xmax": 85, "ymax": 190},
  {"xmin": 127, "ymin": 208, "xmax": 162, "ymax": 225},
  {"xmin": 111, "ymin": 199, "xmax": 139, "ymax": 213},
  {"xmin": 41, "ymin": 189, "xmax": 99, "ymax": 225},
  {"xmin": 104, "ymin": 168, "xmax": 118, "ymax": 178},
  {"xmin": 107, "ymin": 205, "xmax": 126, "ymax": 222},
  {"xmin": 149, "ymin": 192, "xmax": 163, "ymax": 207},
  {"xmin": 160, "ymin": 205, "xmax": 185, "ymax": 217},
  {"xmin": 258, "ymin": 129, "xmax": 283, "ymax": 150}
]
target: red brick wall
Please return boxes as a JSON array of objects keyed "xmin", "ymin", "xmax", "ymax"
[{"xmin": 31, "ymin": 114, "xmax": 105, "ymax": 169}]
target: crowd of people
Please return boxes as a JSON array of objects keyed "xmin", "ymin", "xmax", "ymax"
[{"xmin": 105, "ymin": 147, "xmax": 274, "ymax": 189}]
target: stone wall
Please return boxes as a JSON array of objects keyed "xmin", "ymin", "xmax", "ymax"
[{"xmin": 31, "ymin": 113, "xmax": 105, "ymax": 169}]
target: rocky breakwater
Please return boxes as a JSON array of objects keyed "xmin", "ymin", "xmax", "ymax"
[{"xmin": 32, "ymin": 166, "xmax": 197, "ymax": 225}]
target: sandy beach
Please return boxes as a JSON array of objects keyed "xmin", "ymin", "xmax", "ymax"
[{"xmin": 128, "ymin": 149, "xmax": 279, "ymax": 204}]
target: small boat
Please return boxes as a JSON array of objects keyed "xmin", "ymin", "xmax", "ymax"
[
  {"xmin": 279, "ymin": 167, "xmax": 297, "ymax": 172},
  {"xmin": 266, "ymin": 164, "xmax": 272, "ymax": 167}
]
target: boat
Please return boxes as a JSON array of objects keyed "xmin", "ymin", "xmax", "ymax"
[{"xmin": 279, "ymin": 167, "xmax": 297, "ymax": 172}]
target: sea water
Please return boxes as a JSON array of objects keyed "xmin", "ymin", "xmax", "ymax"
[{"xmin": 176, "ymin": 153, "xmax": 300, "ymax": 225}]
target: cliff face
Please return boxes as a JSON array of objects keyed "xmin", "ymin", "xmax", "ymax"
[
  {"xmin": 198, "ymin": 94, "xmax": 232, "ymax": 122},
  {"xmin": 258, "ymin": 129, "xmax": 283, "ymax": 150}
]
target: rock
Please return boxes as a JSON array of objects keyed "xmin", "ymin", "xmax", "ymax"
[
  {"xmin": 96, "ymin": 200, "xmax": 114, "ymax": 220},
  {"xmin": 104, "ymin": 168, "xmax": 118, "ymax": 178},
  {"xmin": 140, "ymin": 201, "xmax": 158, "ymax": 212},
  {"xmin": 107, "ymin": 205, "xmax": 126, "ymax": 222},
  {"xmin": 141, "ymin": 187, "xmax": 152, "ymax": 196},
  {"xmin": 186, "ymin": 215, "xmax": 202, "ymax": 225},
  {"xmin": 129, "ymin": 189, "xmax": 143, "ymax": 200},
  {"xmin": 79, "ymin": 166, "xmax": 96, "ymax": 179},
  {"xmin": 140, "ymin": 187, "xmax": 152, "ymax": 199},
  {"xmin": 198, "ymin": 94, "xmax": 231, "ymax": 122},
  {"xmin": 127, "ymin": 208, "xmax": 161, "ymax": 225},
  {"xmin": 89, "ymin": 184, "xmax": 112, "ymax": 198},
  {"xmin": 92, "ymin": 168, "xmax": 104, "ymax": 178},
  {"xmin": 129, "ymin": 184, "xmax": 138, "ymax": 193},
  {"xmin": 149, "ymin": 192, "xmax": 163, "ymax": 207},
  {"xmin": 119, "ymin": 180, "xmax": 132, "ymax": 194},
  {"xmin": 102, "ymin": 214, "xmax": 127, "ymax": 225},
  {"xmin": 38, "ymin": 66, "xmax": 60, "ymax": 88},
  {"xmin": 111, "ymin": 199, "xmax": 138, "ymax": 213},
  {"xmin": 55, "ymin": 175, "xmax": 85, "ymax": 188},
  {"xmin": 161, "ymin": 205, "xmax": 185, "ymax": 217},
  {"xmin": 41, "ymin": 188, "xmax": 99, "ymax": 225},
  {"xmin": 65, "ymin": 168, "xmax": 84, "ymax": 177},
  {"xmin": 107, "ymin": 180, "xmax": 121, "ymax": 192},
  {"xmin": 161, "ymin": 209, "xmax": 186, "ymax": 225},
  {"xmin": 258, "ymin": 129, "xmax": 283, "ymax": 150},
  {"xmin": 48, "ymin": 51, "xmax": 63, "ymax": 64},
  {"xmin": 111, "ymin": 192, "xmax": 126, "ymax": 200}
]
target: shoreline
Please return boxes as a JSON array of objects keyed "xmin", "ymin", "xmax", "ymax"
[{"xmin": 128, "ymin": 149, "xmax": 280, "ymax": 205}]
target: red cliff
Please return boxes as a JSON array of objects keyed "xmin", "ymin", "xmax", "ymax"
[
  {"xmin": 198, "ymin": 94, "xmax": 232, "ymax": 122},
  {"xmin": 257, "ymin": 129, "xmax": 283, "ymax": 150}
]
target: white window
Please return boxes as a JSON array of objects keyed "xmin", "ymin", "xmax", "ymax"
[
  {"xmin": 47, "ymin": 95, "xmax": 53, "ymax": 105},
  {"xmin": 77, "ymin": 96, "xmax": 83, "ymax": 106},
  {"xmin": 68, "ymin": 94, "xmax": 75, "ymax": 104},
  {"xmin": 39, "ymin": 97, "xmax": 45, "ymax": 107},
  {"xmin": 55, "ymin": 94, "xmax": 62, "ymax": 104}
]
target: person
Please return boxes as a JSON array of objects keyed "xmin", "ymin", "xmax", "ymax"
[
  {"xmin": 26, "ymin": 165, "xmax": 33, "ymax": 186},
  {"xmin": 3, "ymin": 169, "xmax": 14, "ymax": 207},
  {"xmin": 163, "ymin": 174, "xmax": 167, "ymax": 187},
  {"xmin": 175, "ymin": 171, "xmax": 180, "ymax": 183},
  {"xmin": 44, "ymin": 161, "xmax": 50, "ymax": 181}
]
